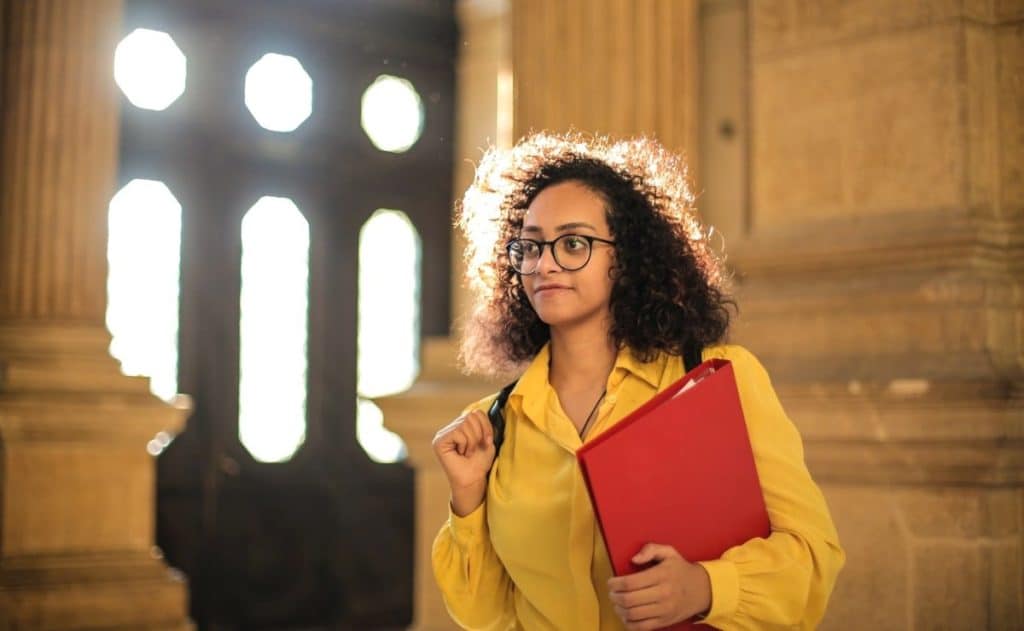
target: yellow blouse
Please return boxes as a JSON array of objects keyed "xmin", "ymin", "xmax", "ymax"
[{"xmin": 432, "ymin": 344, "xmax": 845, "ymax": 630}]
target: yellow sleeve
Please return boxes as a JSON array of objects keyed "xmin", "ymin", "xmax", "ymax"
[
  {"xmin": 430, "ymin": 398, "xmax": 516, "ymax": 631},
  {"xmin": 697, "ymin": 346, "xmax": 845, "ymax": 630}
]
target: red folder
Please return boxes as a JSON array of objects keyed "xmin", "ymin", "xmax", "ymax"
[{"xmin": 577, "ymin": 359, "xmax": 771, "ymax": 630}]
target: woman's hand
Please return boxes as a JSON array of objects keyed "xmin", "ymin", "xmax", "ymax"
[
  {"xmin": 607, "ymin": 543, "xmax": 712, "ymax": 630},
  {"xmin": 432, "ymin": 409, "xmax": 497, "ymax": 516}
]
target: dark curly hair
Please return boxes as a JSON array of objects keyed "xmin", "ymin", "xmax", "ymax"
[{"xmin": 457, "ymin": 132, "xmax": 733, "ymax": 378}]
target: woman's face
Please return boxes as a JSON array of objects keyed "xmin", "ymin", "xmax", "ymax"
[{"xmin": 518, "ymin": 181, "xmax": 616, "ymax": 329}]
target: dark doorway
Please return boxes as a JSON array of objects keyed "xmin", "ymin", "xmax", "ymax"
[{"xmin": 114, "ymin": 1, "xmax": 456, "ymax": 627}]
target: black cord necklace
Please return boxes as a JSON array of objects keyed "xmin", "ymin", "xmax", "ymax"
[{"xmin": 578, "ymin": 388, "xmax": 607, "ymax": 439}]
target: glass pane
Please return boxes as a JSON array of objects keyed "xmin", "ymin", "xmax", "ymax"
[
  {"xmin": 361, "ymin": 75, "xmax": 425, "ymax": 153},
  {"xmin": 357, "ymin": 209, "xmax": 420, "ymax": 462},
  {"xmin": 239, "ymin": 196, "xmax": 310, "ymax": 463},
  {"xmin": 357, "ymin": 398, "xmax": 408, "ymax": 464},
  {"xmin": 106, "ymin": 179, "xmax": 182, "ymax": 401},
  {"xmin": 245, "ymin": 53, "xmax": 313, "ymax": 132},
  {"xmin": 114, "ymin": 28, "xmax": 187, "ymax": 111}
]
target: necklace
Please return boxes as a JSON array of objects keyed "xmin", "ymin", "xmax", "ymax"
[{"xmin": 578, "ymin": 388, "xmax": 607, "ymax": 439}]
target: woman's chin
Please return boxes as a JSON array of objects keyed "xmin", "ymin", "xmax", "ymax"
[{"xmin": 534, "ymin": 307, "xmax": 590, "ymax": 329}]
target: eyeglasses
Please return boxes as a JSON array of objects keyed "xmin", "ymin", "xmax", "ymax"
[{"xmin": 505, "ymin": 234, "xmax": 616, "ymax": 275}]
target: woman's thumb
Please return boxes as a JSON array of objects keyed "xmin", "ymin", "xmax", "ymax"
[{"xmin": 632, "ymin": 543, "xmax": 671, "ymax": 564}]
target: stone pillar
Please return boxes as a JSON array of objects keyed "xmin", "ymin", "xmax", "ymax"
[
  {"xmin": 711, "ymin": 2, "xmax": 1024, "ymax": 628},
  {"xmin": 512, "ymin": 0, "xmax": 700, "ymax": 172},
  {"xmin": 380, "ymin": 340, "xmax": 497, "ymax": 631},
  {"xmin": 0, "ymin": 1, "xmax": 193, "ymax": 628},
  {"xmin": 386, "ymin": 1, "xmax": 513, "ymax": 628}
]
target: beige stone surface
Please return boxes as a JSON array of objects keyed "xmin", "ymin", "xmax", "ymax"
[
  {"xmin": 751, "ymin": 0, "xmax": 1017, "ymax": 56},
  {"xmin": 819, "ymin": 485, "xmax": 909, "ymax": 630},
  {"xmin": 987, "ymin": 542, "xmax": 1024, "ymax": 629},
  {"xmin": 998, "ymin": 21, "xmax": 1024, "ymax": 208},
  {"xmin": 0, "ymin": 0, "xmax": 121, "ymax": 321},
  {"xmin": 699, "ymin": 0, "xmax": 750, "ymax": 241},
  {"xmin": 4, "ymin": 443, "xmax": 153, "ymax": 555},
  {"xmin": 512, "ymin": 0, "xmax": 699, "ymax": 163},
  {"xmin": 754, "ymin": 24, "xmax": 964, "ymax": 224},
  {"xmin": 451, "ymin": 0, "xmax": 513, "ymax": 329},
  {"xmin": 0, "ymin": 565, "xmax": 190, "ymax": 629},
  {"xmin": 913, "ymin": 542, "xmax": 989, "ymax": 629}
]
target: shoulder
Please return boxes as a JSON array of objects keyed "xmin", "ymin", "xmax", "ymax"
[
  {"xmin": 459, "ymin": 392, "xmax": 501, "ymax": 417},
  {"xmin": 703, "ymin": 344, "xmax": 774, "ymax": 387},
  {"xmin": 704, "ymin": 343, "xmax": 761, "ymax": 366}
]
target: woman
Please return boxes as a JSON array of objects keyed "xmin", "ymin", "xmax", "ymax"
[{"xmin": 431, "ymin": 133, "xmax": 844, "ymax": 630}]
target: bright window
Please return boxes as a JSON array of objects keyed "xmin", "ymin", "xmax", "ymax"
[
  {"xmin": 106, "ymin": 179, "xmax": 182, "ymax": 401},
  {"xmin": 238, "ymin": 196, "xmax": 310, "ymax": 462},
  {"xmin": 357, "ymin": 209, "xmax": 421, "ymax": 462},
  {"xmin": 245, "ymin": 53, "xmax": 313, "ymax": 132},
  {"xmin": 114, "ymin": 28, "xmax": 187, "ymax": 111},
  {"xmin": 361, "ymin": 75, "xmax": 424, "ymax": 153}
]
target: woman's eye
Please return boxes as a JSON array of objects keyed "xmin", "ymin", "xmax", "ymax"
[{"xmin": 565, "ymin": 237, "xmax": 585, "ymax": 251}]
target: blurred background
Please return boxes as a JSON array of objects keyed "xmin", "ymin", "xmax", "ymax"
[{"xmin": 0, "ymin": 0, "xmax": 1020, "ymax": 629}]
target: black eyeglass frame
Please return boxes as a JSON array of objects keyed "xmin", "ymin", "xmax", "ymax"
[{"xmin": 505, "ymin": 234, "xmax": 617, "ymax": 275}]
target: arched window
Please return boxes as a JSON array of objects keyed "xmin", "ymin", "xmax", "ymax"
[
  {"xmin": 357, "ymin": 209, "xmax": 421, "ymax": 462},
  {"xmin": 238, "ymin": 197, "xmax": 310, "ymax": 463}
]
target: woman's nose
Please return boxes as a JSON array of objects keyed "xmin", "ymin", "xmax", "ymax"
[{"xmin": 535, "ymin": 243, "xmax": 561, "ymax": 274}]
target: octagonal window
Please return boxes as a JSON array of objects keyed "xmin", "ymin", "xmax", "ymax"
[
  {"xmin": 114, "ymin": 28, "xmax": 187, "ymax": 111},
  {"xmin": 239, "ymin": 197, "xmax": 310, "ymax": 463},
  {"xmin": 106, "ymin": 179, "xmax": 182, "ymax": 401},
  {"xmin": 361, "ymin": 75, "xmax": 424, "ymax": 153},
  {"xmin": 245, "ymin": 53, "xmax": 313, "ymax": 132}
]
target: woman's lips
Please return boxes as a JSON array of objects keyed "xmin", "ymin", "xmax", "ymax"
[{"xmin": 534, "ymin": 285, "xmax": 571, "ymax": 296}]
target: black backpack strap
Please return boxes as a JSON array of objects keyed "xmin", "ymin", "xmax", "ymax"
[
  {"xmin": 487, "ymin": 379, "xmax": 519, "ymax": 457},
  {"xmin": 683, "ymin": 340, "xmax": 703, "ymax": 374}
]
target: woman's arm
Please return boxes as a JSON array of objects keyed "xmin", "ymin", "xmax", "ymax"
[
  {"xmin": 431, "ymin": 399, "xmax": 517, "ymax": 630},
  {"xmin": 432, "ymin": 500, "xmax": 517, "ymax": 630},
  {"xmin": 696, "ymin": 346, "xmax": 846, "ymax": 629}
]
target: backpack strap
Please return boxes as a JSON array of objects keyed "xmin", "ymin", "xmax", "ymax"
[
  {"xmin": 487, "ymin": 379, "xmax": 519, "ymax": 456},
  {"xmin": 682, "ymin": 339, "xmax": 703, "ymax": 374},
  {"xmin": 487, "ymin": 341, "xmax": 703, "ymax": 459}
]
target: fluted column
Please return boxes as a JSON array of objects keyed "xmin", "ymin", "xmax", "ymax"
[
  {"xmin": 0, "ymin": 1, "xmax": 193, "ymax": 628},
  {"xmin": 512, "ymin": 0, "xmax": 699, "ymax": 172},
  {"xmin": 0, "ymin": 0, "xmax": 118, "ymax": 322}
]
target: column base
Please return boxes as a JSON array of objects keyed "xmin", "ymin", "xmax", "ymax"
[{"xmin": 0, "ymin": 552, "xmax": 193, "ymax": 629}]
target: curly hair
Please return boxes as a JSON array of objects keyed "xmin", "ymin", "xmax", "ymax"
[{"xmin": 457, "ymin": 131, "xmax": 734, "ymax": 378}]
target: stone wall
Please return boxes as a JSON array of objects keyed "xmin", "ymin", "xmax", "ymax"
[{"xmin": 392, "ymin": 0, "xmax": 1024, "ymax": 628}]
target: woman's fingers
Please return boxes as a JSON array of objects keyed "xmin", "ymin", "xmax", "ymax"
[
  {"xmin": 448, "ymin": 423, "xmax": 470, "ymax": 456},
  {"xmin": 467, "ymin": 415, "xmax": 485, "ymax": 455},
  {"xmin": 433, "ymin": 410, "xmax": 495, "ymax": 460},
  {"xmin": 431, "ymin": 409, "xmax": 500, "ymax": 497}
]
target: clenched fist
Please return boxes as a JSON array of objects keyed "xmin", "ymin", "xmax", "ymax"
[{"xmin": 432, "ymin": 409, "xmax": 497, "ymax": 516}]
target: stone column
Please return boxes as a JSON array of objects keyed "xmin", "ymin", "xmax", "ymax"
[
  {"xmin": 380, "ymin": 340, "xmax": 497, "ymax": 631},
  {"xmin": 712, "ymin": 2, "xmax": 1024, "ymax": 628},
  {"xmin": 385, "ymin": 1, "xmax": 513, "ymax": 626},
  {"xmin": 512, "ymin": 0, "xmax": 700, "ymax": 173},
  {"xmin": 0, "ymin": 1, "xmax": 192, "ymax": 628}
]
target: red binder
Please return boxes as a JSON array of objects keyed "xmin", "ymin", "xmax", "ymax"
[{"xmin": 577, "ymin": 359, "xmax": 771, "ymax": 630}]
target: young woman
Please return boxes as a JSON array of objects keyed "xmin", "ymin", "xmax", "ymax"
[{"xmin": 431, "ymin": 133, "xmax": 844, "ymax": 630}]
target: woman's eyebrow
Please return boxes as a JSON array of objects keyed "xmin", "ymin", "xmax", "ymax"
[
  {"xmin": 520, "ymin": 222, "xmax": 598, "ymax": 234},
  {"xmin": 555, "ymin": 222, "xmax": 598, "ymax": 232}
]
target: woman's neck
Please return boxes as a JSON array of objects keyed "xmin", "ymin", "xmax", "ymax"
[{"xmin": 547, "ymin": 320, "xmax": 617, "ymax": 392}]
